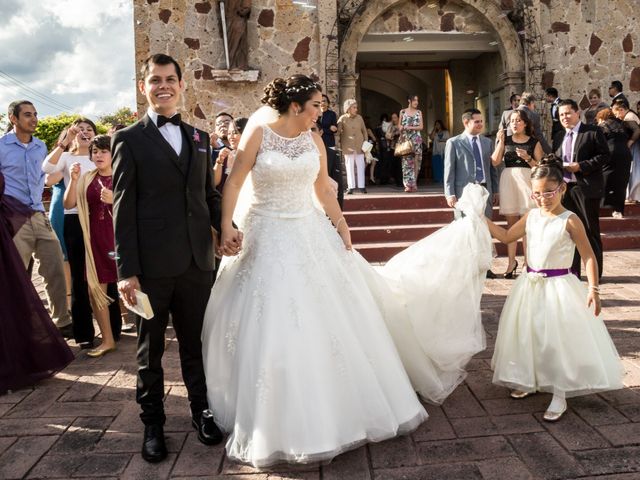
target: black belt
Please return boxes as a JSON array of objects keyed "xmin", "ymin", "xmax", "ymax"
[{"xmin": 476, "ymin": 182, "xmax": 487, "ymax": 187}]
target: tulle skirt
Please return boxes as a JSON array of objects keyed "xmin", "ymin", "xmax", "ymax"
[
  {"xmin": 499, "ymin": 167, "xmax": 535, "ymax": 216},
  {"xmin": 202, "ymin": 184, "xmax": 492, "ymax": 467},
  {"xmin": 491, "ymin": 272, "xmax": 624, "ymax": 397},
  {"xmin": 203, "ymin": 210, "xmax": 427, "ymax": 467}
]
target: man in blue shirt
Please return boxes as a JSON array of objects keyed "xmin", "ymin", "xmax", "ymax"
[{"xmin": 0, "ymin": 100, "xmax": 71, "ymax": 334}]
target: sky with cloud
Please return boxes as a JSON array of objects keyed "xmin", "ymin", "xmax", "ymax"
[{"xmin": 0, "ymin": 0, "xmax": 135, "ymax": 120}]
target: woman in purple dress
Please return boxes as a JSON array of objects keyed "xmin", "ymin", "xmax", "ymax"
[
  {"xmin": 0, "ymin": 173, "xmax": 74, "ymax": 394},
  {"xmin": 64, "ymin": 135, "xmax": 119, "ymax": 357}
]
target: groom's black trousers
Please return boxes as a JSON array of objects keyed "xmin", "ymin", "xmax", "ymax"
[{"xmin": 136, "ymin": 260, "xmax": 214, "ymax": 426}]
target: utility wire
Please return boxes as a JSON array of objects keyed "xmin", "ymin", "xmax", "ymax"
[
  {"xmin": 0, "ymin": 69, "xmax": 75, "ymax": 111},
  {"xmin": 0, "ymin": 75, "xmax": 69, "ymax": 113}
]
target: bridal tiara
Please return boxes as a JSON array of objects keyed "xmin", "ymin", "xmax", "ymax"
[{"xmin": 286, "ymin": 82, "xmax": 321, "ymax": 94}]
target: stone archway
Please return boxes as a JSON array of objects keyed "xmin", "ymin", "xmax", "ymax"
[{"xmin": 338, "ymin": 0, "xmax": 525, "ymax": 105}]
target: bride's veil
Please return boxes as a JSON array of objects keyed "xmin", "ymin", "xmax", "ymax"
[{"xmin": 233, "ymin": 106, "xmax": 280, "ymax": 227}]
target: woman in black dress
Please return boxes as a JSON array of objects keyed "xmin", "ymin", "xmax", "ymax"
[{"xmin": 595, "ymin": 108, "xmax": 632, "ymax": 218}]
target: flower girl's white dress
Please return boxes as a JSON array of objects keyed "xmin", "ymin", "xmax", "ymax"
[
  {"xmin": 492, "ymin": 208, "xmax": 624, "ymax": 396},
  {"xmin": 202, "ymin": 125, "xmax": 492, "ymax": 467}
]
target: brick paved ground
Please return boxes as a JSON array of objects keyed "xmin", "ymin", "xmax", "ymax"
[{"xmin": 1, "ymin": 251, "xmax": 639, "ymax": 479}]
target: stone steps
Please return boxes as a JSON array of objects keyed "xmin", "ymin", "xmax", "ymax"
[{"xmin": 344, "ymin": 190, "xmax": 640, "ymax": 262}]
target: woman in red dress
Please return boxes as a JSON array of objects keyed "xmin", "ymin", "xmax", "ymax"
[{"xmin": 64, "ymin": 135, "xmax": 119, "ymax": 357}]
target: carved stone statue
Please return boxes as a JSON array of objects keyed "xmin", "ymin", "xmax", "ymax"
[{"xmin": 225, "ymin": 0, "xmax": 251, "ymax": 70}]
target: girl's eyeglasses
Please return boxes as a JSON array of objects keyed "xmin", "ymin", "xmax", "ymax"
[{"xmin": 530, "ymin": 185, "xmax": 562, "ymax": 200}]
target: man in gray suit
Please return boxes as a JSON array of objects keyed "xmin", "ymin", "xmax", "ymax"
[
  {"xmin": 519, "ymin": 92, "xmax": 551, "ymax": 153},
  {"xmin": 444, "ymin": 108, "xmax": 499, "ymax": 217},
  {"xmin": 444, "ymin": 108, "xmax": 499, "ymax": 277}
]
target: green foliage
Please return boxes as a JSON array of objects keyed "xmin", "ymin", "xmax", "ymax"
[
  {"xmin": 0, "ymin": 113, "xmax": 6, "ymax": 132},
  {"xmin": 98, "ymin": 107, "xmax": 138, "ymax": 128},
  {"xmin": 34, "ymin": 113, "xmax": 110, "ymax": 151}
]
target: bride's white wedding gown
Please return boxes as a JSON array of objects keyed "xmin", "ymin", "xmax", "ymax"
[{"xmin": 201, "ymin": 126, "xmax": 492, "ymax": 467}]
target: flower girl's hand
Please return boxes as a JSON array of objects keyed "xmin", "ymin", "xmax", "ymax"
[
  {"xmin": 587, "ymin": 291, "xmax": 601, "ymax": 316},
  {"xmin": 221, "ymin": 226, "xmax": 243, "ymax": 256}
]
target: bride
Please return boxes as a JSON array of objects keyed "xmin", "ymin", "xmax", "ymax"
[{"xmin": 201, "ymin": 75, "xmax": 492, "ymax": 467}]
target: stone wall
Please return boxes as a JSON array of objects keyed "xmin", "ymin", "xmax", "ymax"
[
  {"xmin": 134, "ymin": 0, "xmax": 324, "ymax": 131},
  {"xmin": 134, "ymin": 0, "xmax": 640, "ymax": 132},
  {"xmin": 535, "ymin": 0, "xmax": 640, "ymax": 109}
]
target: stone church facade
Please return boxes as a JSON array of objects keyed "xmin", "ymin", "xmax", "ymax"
[{"xmin": 134, "ymin": 0, "xmax": 640, "ymax": 135}]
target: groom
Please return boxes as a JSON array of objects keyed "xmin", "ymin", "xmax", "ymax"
[{"xmin": 112, "ymin": 54, "xmax": 223, "ymax": 463}]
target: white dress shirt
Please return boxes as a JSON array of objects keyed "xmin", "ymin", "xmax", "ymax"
[
  {"xmin": 562, "ymin": 122, "xmax": 581, "ymax": 183},
  {"xmin": 147, "ymin": 109, "xmax": 182, "ymax": 155}
]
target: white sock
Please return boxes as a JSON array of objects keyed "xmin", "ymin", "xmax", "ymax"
[{"xmin": 547, "ymin": 393, "xmax": 567, "ymax": 413}]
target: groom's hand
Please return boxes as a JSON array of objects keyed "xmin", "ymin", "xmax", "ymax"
[
  {"xmin": 493, "ymin": 193, "xmax": 499, "ymax": 205},
  {"xmin": 446, "ymin": 195, "xmax": 457, "ymax": 208},
  {"xmin": 118, "ymin": 276, "xmax": 141, "ymax": 306}
]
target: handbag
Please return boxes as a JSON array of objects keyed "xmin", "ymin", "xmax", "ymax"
[{"xmin": 394, "ymin": 134, "xmax": 413, "ymax": 157}]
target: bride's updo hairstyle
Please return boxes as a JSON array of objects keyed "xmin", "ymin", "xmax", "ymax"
[
  {"xmin": 531, "ymin": 154, "xmax": 564, "ymax": 184},
  {"xmin": 262, "ymin": 75, "xmax": 322, "ymax": 114}
]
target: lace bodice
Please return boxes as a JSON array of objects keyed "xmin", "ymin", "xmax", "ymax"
[
  {"xmin": 525, "ymin": 209, "xmax": 575, "ymax": 269},
  {"xmin": 249, "ymin": 126, "xmax": 320, "ymax": 217}
]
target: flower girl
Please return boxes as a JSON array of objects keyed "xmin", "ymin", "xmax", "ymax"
[{"xmin": 486, "ymin": 156, "xmax": 624, "ymax": 421}]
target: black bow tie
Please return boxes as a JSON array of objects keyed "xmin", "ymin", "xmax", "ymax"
[{"xmin": 157, "ymin": 114, "xmax": 181, "ymax": 128}]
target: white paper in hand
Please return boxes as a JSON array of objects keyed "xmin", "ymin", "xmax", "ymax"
[{"xmin": 123, "ymin": 290, "xmax": 154, "ymax": 320}]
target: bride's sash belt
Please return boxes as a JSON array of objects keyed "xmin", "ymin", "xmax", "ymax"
[
  {"xmin": 526, "ymin": 267, "xmax": 572, "ymax": 278},
  {"xmin": 250, "ymin": 207, "xmax": 314, "ymax": 219}
]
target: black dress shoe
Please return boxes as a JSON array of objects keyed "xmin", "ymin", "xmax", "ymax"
[
  {"xmin": 346, "ymin": 189, "xmax": 354, "ymax": 195},
  {"xmin": 192, "ymin": 410, "xmax": 223, "ymax": 445},
  {"xmin": 78, "ymin": 340, "xmax": 95, "ymax": 350},
  {"xmin": 486, "ymin": 270, "xmax": 497, "ymax": 279},
  {"xmin": 361, "ymin": 188, "xmax": 368, "ymax": 194},
  {"xmin": 141, "ymin": 424, "xmax": 167, "ymax": 463},
  {"xmin": 57, "ymin": 324, "xmax": 73, "ymax": 339}
]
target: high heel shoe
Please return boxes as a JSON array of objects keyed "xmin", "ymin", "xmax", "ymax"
[{"xmin": 504, "ymin": 260, "xmax": 519, "ymax": 279}]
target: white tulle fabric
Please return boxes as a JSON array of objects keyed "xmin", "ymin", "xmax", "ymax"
[
  {"xmin": 491, "ymin": 209, "xmax": 624, "ymax": 397},
  {"xmin": 201, "ymin": 123, "xmax": 491, "ymax": 467}
]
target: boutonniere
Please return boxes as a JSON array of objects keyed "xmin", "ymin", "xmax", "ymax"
[{"xmin": 193, "ymin": 129, "xmax": 201, "ymax": 143}]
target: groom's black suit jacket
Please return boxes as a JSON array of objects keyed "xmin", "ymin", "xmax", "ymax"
[{"xmin": 112, "ymin": 114, "xmax": 222, "ymax": 280}]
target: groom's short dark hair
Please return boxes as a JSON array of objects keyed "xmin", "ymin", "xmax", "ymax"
[{"xmin": 140, "ymin": 54, "xmax": 182, "ymax": 81}]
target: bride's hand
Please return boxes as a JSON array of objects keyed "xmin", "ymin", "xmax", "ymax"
[
  {"xmin": 337, "ymin": 223, "xmax": 352, "ymax": 251},
  {"xmin": 221, "ymin": 226, "xmax": 243, "ymax": 256}
]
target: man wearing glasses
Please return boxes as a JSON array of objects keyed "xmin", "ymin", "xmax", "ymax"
[{"xmin": 211, "ymin": 112, "xmax": 233, "ymax": 164}]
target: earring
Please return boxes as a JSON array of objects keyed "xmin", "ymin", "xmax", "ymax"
[{"xmin": 295, "ymin": 110, "xmax": 300, "ymax": 116}]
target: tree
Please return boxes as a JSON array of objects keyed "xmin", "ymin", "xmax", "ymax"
[
  {"xmin": 34, "ymin": 113, "xmax": 110, "ymax": 151},
  {"xmin": 98, "ymin": 107, "xmax": 137, "ymax": 128}
]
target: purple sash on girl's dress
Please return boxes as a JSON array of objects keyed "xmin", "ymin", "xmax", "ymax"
[{"xmin": 526, "ymin": 266, "xmax": 572, "ymax": 277}]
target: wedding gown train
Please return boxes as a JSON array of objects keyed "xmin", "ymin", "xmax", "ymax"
[{"xmin": 201, "ymin": 125, "xmax": 491, "ymax": 467}]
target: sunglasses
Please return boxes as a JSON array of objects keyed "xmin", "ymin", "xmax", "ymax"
[{"xmin": 530, "ymin": 185, "xmax": 562, "ymax": 200}]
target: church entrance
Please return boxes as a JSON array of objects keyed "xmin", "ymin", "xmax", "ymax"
[{"xmin": 335, "ymin": 0, "xmax": 526, "ymax": 183}]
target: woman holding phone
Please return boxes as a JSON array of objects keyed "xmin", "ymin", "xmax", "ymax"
[
  {"xmin": 42, "ymin": 118, "xmax": 120, "ymax": 348},
  {"xmin": 492, "ymin": 109, "xmax": 543, "ymax": 278}
]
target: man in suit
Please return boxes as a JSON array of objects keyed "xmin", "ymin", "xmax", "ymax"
[
  {"xmin": 609, "ymin": 80, "xmax": 628, "ymax": 107},
  {"xmin": 112, "ymin": 54, "xmax": 223, "ymax": 463},
  {"xmin": 545, "ymin": 87, "xmax": 563, "ymax": 139},
  {"xmin": 519, "ymin": 92, "xmax": 551, "ymax": 153},
  {"xmin": 444, "ymin": 108, "xmax": 499, "ymax": 278},
  {"xmin": 319, "ymin": 94, "xmax": 344, "ymax": 208},
  {"xmin": 553, "ymin": 99, "xmax": 609, "ymax": 277}
]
